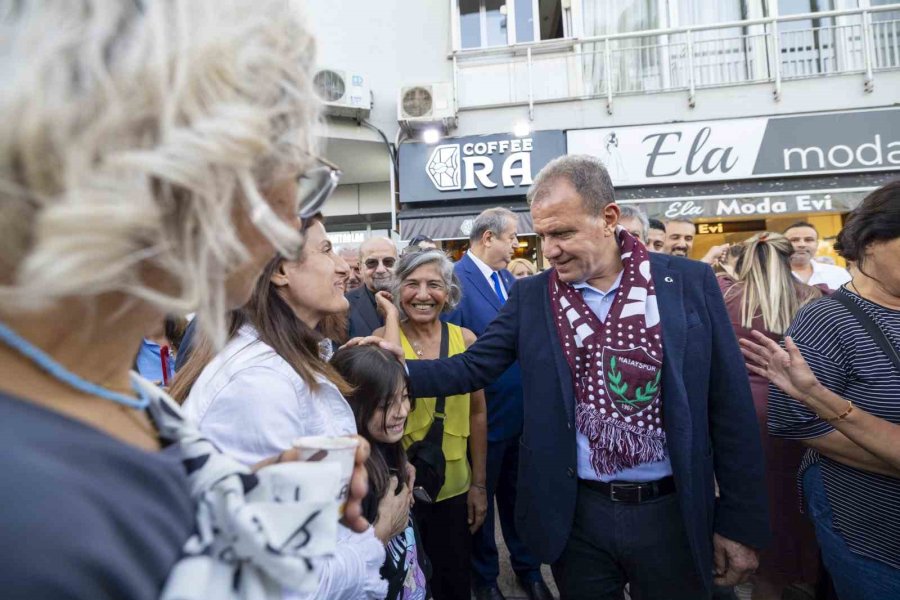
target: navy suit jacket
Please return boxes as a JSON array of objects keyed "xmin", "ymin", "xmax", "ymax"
[
  {"xmin": 346, "ymin": 285, "xmax": 383, "ymax": 339},
  {"xmin": 407, "ymin": 254, "xmax": 770, "ymax": 594},
  {"xmin": 444, "ymin": 253, "xmax": 523, "ymax": 442}
]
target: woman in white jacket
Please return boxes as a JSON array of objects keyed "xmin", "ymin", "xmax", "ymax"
[{"xmin": 174, "ymin": 215, "xmax": 410, "ymax": 599}]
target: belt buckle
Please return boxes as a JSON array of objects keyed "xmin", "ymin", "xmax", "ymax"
[{"xmin": 610, "ymin": 482, "xmax": 641, "ymax": 503}]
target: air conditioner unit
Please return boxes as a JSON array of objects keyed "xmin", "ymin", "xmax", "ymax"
[
  {"xmin": 313, "ymin": 68, "xmax": 372, "ymax": 120},
  {"xmin": 397, "ymin": 82, "xmax": 457, "ymax": 131}
]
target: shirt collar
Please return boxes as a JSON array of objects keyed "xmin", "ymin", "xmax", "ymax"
[
  {"xmin": 572, "ymin": 270, "xmax": 624, "ymax": 296},
  {"xmin": 467, "ymin": 250, "xmax": 497, "ymax": 281}
]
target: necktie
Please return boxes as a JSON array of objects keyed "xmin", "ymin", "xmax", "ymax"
[{"xmin": 490, "ymin": 272, "xmax": 506, "ymax": 305}]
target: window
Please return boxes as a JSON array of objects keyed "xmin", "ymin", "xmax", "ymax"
[{"xmin": 457, "ymin": 0, "xmax": 567, "ymax": 49}]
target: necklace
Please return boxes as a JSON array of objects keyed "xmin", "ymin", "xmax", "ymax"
[
  {"xmin": 403, "ymin": 327, "xmax": 436, "ymax": 358},
  {"xmin": 0, "ymin": 321, "xmax": 150, "ymax": 409}
]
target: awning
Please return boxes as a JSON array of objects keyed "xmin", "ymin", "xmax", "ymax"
[
  {"xmin": 614, "ymin": 172, "xmax": 893, "ymax": 220},
  {"xmin": 399, "ymin": 202, "xmax": 533, "ymax": 241}
]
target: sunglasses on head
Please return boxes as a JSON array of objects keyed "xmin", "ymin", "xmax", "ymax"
[{"xmin": 364, "ymin": 257, "xmax": 397, "ymax": 270}]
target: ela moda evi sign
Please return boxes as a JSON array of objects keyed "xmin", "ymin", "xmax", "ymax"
[
  {"xmin": 627, "ymin": 191, "xmax": 864, "ymax": 220},
  {"xmin": 399, "ymin": 131, "xmax": 566, "ymax": 203},
  {"xmin": 566, "ymin": 108, "xmax": 900, "ymax": 187}
]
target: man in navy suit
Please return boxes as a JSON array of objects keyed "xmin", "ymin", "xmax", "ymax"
[
  {"xmin": 445, "ymin": 208, "xmax": 552, "ymax": 600},
  {"xmin": 346, "ymin": 237, "xmax": 397, "ymax": 338},
  {"xmin": 404, "ymin": 155, "xmax": 769, "ymax": 599}
]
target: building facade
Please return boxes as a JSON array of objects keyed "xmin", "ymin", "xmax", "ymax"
[{"xmin": 306, "ymin": 0, "xmax": 900, "ymax": 263}]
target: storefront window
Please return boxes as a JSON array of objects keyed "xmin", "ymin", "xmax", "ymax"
[
  {"xmin": 691, "ymin": 212, "xmax": 849, "ymax": 266},
  {"xmin": 440, "ymin": 236, "xmax": 542, "ymax": 268}
]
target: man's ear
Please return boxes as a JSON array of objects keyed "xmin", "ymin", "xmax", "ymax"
[
  {"xmin": 602, "ymin": 202, "xmax": 621, "ymax": 235},
  {"xmin": 270, "ymin": 261, "xmax": 290, "ymax": 287},
  {"xmin": 482, "ymin": 230, "xmax": 494, "ymax": 246}
]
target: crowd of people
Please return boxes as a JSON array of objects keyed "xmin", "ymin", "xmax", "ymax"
[{"xmin": 1, "ymin": 3, "xmax": 899, "ymax": 600}]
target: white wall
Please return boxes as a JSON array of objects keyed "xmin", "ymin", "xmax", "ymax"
[
  {"xmin": 323, "ymin": 182, "xmax": 392, "ymax": 217},
  {"xmin": 305, "ymin": 0, "xmax": 454, "ymax": 142}
]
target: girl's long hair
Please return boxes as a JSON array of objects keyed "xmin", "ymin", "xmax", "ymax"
[
  {"xmin": 330, "ymin": 345, "xmax": 412, "ymax": 516},
  {"xmin": 170, "ymin": 215, "xmax": 351, "ymax": 401},
  {"xmin": 727, "ymin": 232, "xmax": 820, "ymax": 334}
]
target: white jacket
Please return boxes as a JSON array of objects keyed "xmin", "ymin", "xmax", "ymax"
[{"xmin": 183, "ymin": 325, "xmax": 387, "ymax": 600}]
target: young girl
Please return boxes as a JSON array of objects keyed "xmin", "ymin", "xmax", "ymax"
[{"xmin": 331, "ymin": 345, "xmax": 430, "ymax": 600}]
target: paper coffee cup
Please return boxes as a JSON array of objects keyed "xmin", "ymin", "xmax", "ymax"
[{"xmin": 292, "ymin": 435, "xmax": 359, "ymax": 514}]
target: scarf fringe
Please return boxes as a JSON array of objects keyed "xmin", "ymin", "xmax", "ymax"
[{"xmin": 576, "ymin": 404, "xmax": 666, "ymax": 475}]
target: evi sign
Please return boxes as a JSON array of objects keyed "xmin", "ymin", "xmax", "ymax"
[
  {"xmin": 566, "ymin": 108, "xmax": 900, "ymax": 187},
  {"xmin": 399, "ymin": 131, "xmax": 565, "ymax": 203}
]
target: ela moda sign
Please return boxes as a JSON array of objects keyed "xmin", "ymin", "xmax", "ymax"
[
  {"xmin": 566, "ymin": 108, "xmax": 900, "ymax": 187},
  {"xmin": 399, "ymin": 131, "xmax": 566, "ymax": 203},
  {"xmin": 629, "ymin": 191, "xmax": 863, "ymax": 221}
]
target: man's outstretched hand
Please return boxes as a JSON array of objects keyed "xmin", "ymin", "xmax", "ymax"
[{"xmin": 342, "ymin": 336, "xmax": 405, "ymax": 364}]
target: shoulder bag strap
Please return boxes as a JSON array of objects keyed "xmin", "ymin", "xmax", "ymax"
[
  {"xmin": 833, "ymin": 290, "xmax": 900, "ymax": 373},
  {"xmin": 424, "ymin": 321, "xmax": 451, "ymax": 446}
]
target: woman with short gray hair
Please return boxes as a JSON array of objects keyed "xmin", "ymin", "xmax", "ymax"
[
  {"xmin": 0, "ymin": 2, "xmax": 367, "ymax": 599},
  {"xmin": 374, "ymin": 249, "xmax": 488, "ymax": 600}
]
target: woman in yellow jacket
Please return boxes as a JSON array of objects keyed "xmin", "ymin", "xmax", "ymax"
[{"xmin": 374, "ymin": 249, "xmax": 487, "ymax": 600}]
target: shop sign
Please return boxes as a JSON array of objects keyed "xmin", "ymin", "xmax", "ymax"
[
  {"xmin": 697, "ymin": 220, "xmax": 767, "ymax": 235},
  {"xmin": 567, "ymin": 108, "xmax": 900, "ymax": 187},
  {"xmin": 328, "ymin": 231, "xmax": 367, "ymax": 245},
  {"xmin": 399, "ymin": 131, "xmax": 566, "ymax": 203},
  {"xmin": 625, "ymin": 190, "xmax": 865, "ymax": 220}
]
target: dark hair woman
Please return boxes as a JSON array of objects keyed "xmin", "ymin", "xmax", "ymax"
[
  {"xmin": 372, "ymin": 249, "xmax": 488, "ymax": 600},
  {"xmin": 750, "ymin": 182, "xmax": 900, "ymax": 600},
  {"xmin": 332, "ymin": 344, "xmax": 431, "ymax": 600},
  {"xmin": 178, "ymin": 215, "xmax": 411, "ymax": 599},
  {"xmin": 718, "ymin": 232, "xmax": 822, "ymax": 600}
]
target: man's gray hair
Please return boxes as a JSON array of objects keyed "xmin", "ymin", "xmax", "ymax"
[
  {"xmin": 665, "ymin": 217, "xmax": 696, "ymax": 229},
  {"xmin": 390, "ymin": 249, "xmax": 462, "ymax": 318},
  {"xmin": 618, "ymin": 205, "xmax": 650, "ymax": 241},
  {"xmin": 526, "ymin": 154, "xmax": 615, "ymax": 216},
  {"xmin": 336, "ymin": 244, "xmax": 360, "ymax": 259},
  {"xmin": 470, "ymin": 207, "xmax": 517, "ymax": 244}
]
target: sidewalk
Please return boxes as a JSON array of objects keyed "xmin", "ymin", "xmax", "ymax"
[{"xmin": 492, "ymin": 512, "xmax": 559, "ymax": 600}]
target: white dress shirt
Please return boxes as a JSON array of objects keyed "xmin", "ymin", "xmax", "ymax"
[
  {"xmin": 793, "ymin": 260, "xmax": 852, "ymax": 291},
  {"xmin": 183, "ymin": 325, "xmax": 387, "ymax": 600},
  {"xmin": 467, "ymin": 250, "xmax": 507, "ymax": 300}
]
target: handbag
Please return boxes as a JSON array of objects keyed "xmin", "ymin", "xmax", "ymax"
[
  {"xmin": 833, "ymin": 290, "xmax": 900, "ymax": 373},
  {"xmin": 406, "ymin": 321, "xmax": 450, "ymax": 504}
]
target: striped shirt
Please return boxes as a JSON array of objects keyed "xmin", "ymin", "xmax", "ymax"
[{"xmin": 768, "ymin": 287, "xmax": 900, "ymax": 569}]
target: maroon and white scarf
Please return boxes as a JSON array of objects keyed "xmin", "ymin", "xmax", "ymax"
[{"xmin": 549, "ymin": 228, "xmax": 666, "ymax": 476}]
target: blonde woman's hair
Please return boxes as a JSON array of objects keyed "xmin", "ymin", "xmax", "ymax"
[
  {"xmin": 0, "ymin": 0, "xmax": 321, "ymax": 348},
  {"xmin": 729, "ymin": 232, "xmax": 820, "ymax": 334},
  {"xmin": 508, "ymin": 258, "xmax": 537, "ymax": 276}
]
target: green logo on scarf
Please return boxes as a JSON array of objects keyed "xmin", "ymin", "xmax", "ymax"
[{"xmin": 607, "ymin": 355, "xmax": 661, "ymax": 408}]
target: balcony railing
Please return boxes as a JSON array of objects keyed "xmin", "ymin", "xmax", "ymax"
[{"xmin": 451, "ymin": 4, "xmax": 900, "ymax": 113}]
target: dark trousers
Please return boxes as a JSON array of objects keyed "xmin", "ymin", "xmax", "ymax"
[
  {"xmin": 551, "ymin": 481, "xmax": 705, "ymax": 600},
  {"xmin": 472, "ymin": 435, "xmax": 542, "ymax": 588},
  {"xmin": 414, "ymin": 491, "xmax": 471, "ymax": 600}
]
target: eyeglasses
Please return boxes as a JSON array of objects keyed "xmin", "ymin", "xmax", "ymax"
[
  {"xmin": 364, "ymin": 257, "xmax": 397, "ymax": 270},
  {"xmin": 297, "ymin": 155, "xmax": 341, "ymax": 219}
]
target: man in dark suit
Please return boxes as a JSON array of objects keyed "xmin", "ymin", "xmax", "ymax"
[
  {"xmin": 404, "ymin": 155, "xmax": 769, "ymax": 599},
  {"xmin": 346, "ymin": 237, "xmax": 397, "ymax": 338},
  {"xmin": 445, "ymin": 208, "xmax": 552, "ymax": 600}
]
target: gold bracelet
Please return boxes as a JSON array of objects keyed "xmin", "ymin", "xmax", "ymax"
[{"xmin": 823, "ymin": 400, "xmax": 853, "ymax": 424}]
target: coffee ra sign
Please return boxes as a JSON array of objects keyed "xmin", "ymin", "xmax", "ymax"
[
  {"xmin": 566, "ymin": 108, "xmax": 900, "ymax": 187},
  {"xmin": 399, "ymin": 131, "xmax": 566, "ymax": 203}
]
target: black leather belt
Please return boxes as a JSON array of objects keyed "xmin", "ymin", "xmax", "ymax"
[{"xmin": 579, "ymin": 476, "xmax": 676, "ymax": 503}]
